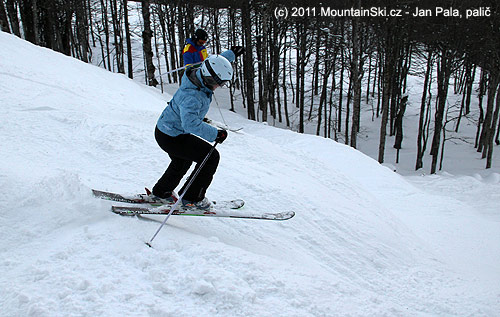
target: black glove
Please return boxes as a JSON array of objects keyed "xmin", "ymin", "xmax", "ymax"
[
  {"xmin": 231, "ymin": 46, "xmax": 245, "ymax": 58},
  {"xmin": 215, "ymin": 129, "xmax": 228, "ymax": 144}
]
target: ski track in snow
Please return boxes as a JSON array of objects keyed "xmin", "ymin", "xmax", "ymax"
[{"xmin": 1, "ymin": 31, "xmax": 500, "ymax": 316}]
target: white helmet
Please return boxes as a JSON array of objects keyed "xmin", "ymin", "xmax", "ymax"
[{"xmin": 201, "ymin": 55, "xmax": 233, "ymax": 87}]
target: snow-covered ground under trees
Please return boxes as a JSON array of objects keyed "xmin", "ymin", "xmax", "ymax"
[{"xmin": 1, "ymin": 31, "xmax": 500, "ymax": 316}]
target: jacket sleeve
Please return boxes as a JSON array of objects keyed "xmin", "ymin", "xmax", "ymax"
[{"xmin": 178, "ymin": 95, "xmax": 218, "ymax": 142}]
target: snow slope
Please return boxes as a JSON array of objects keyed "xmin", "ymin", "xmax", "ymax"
[{"xmin": 1, "ymin": 31, "xmax": 499, "ymax": 316}]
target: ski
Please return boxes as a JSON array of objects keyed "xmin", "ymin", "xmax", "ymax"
[
  {"xmin": 111, "ymin": 205, "xmax": 295, "ymax": 221},
  {"xmin": 93, "ymin": 189, "xmax": 245, "ymax": 209},
  {"xmin": 92, "ymin": 189, "xmax": 158, "ymax": 204}
]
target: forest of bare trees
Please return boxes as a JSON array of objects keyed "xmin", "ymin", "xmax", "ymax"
[{"xmin": 1, "ymin": 0, "xmax": 499, "ymax": 173}]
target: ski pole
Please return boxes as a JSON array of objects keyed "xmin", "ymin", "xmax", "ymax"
[
  {"xmin": 158, "ymin": 61, "xmax": 203, "ymax": 78},
  {"xmin": 146, "ymin": 142, "xmax": 218, "ymax": 247}
]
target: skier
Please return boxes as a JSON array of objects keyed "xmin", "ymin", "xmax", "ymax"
[
  {"xmin": 152, "ymin": 47, "xmax": 244, "ymax": 210},
  {"xmin": 182, "ymin": 28, "xmax": 209, "ymax": 67}
]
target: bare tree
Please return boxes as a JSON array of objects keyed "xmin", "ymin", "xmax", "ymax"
[
  {"xmin": 0, "ymin": 0, "xmax": 10, "ymax": 33},
  {"xmin": 5, "ymin": 0, "xmax": 20, "ymax": 36},
  {"xmin": 416, "ymin": 48, "xmax": 434, "ymax": 170},
  {"xmin": 430, "ymin": 48, "xmax": 454, "ymax": 174},
  {"xmin": 141, "ymin": 0, "xmax": 158, "ymax": 86},
  {"xmin": 241, "ymin": 1, "xmax": 256, "ymax": 121},
  {"xmin": 123, "ymin": 0, "xmax": 133, "ymax": 79}
]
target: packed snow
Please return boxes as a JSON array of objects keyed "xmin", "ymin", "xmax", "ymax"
[{"xmin": 1, "ymin": 31, "xmax": 499, "ymax": 316}]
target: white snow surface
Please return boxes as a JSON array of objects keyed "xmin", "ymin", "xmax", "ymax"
[{"xmin": 1, "ymin": 31, "xmax": 500, "ymax": 316}]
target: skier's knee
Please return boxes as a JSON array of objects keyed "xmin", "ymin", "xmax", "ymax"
[{"xmin": 208, "ymin": 149, "xmax": 220, "ymax": 167}]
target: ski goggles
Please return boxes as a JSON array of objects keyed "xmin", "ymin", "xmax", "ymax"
[{"xmin": 203, "ymin": 75, "xmax": 230, "ymax": 89}]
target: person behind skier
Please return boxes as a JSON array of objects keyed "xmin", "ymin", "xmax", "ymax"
[
  {"xmin": 152, "ymin": 47, "xmax": 244, "ymax": 210},
  {"xmin": 182, "ymin": 28, "xmax": 209, "ymax": 67}
]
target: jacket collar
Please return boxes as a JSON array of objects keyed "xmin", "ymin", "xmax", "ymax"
[
  {"xmin": 184, "ymin": 68, "xmax": 213, "ymax": 96},
  {"xmin": 186, "ymin": 38, "xmax": 205, "ymax": 50}
]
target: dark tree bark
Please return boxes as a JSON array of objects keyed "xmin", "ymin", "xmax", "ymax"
[
  {"xmin": 0, "ymin": 0, "xmax": 10, "ymax": 33},
  {"xmin": 297, "ymin": 21, "xmax": 307, "ymax": 133},
  {"xmin": 123, "ymin": 0, "xmax": 133, "ymax": 79},
  {"xmin": 110, "ymin": 0, "xmax": 124, "ymax": 72},
  {"xmin": 416, "ymin": 49, "xmax": 434, "ymax": 170},
  {"xmin": 5, "ymin": 0, "xmax": 20, "ymax": 36},
  {"xmin": 282, "ymin": 31, "xmax": 290, "ymax": 127},
  {"xmin": 378, "ymin": 29, "xmax": 396, "ymax": 164},
  {"xmin": 19, "ymin": 0, "xmax": 36, "ymax": 44},
  {"xmin": 430, "ymin": 49, "xmax": 453, "ymax": 174},
  {"xmin": 75, "ymin": 0, "xmax": 89, "ymax": 62},
  {"xmin": 394, "ymin": 95, "xmax": 408, "ymax": 164},
  {"xmin": 350, "ymin": 18, "xmax": 363, "ymax": 149},
  {"xmin": 141, "ymin": 0, "xmax": 158, "ymax": 86},
  {"xmin": 475, "ymin": 70, "xmax": 487, "ymax": 148},
  {"xmin": 100, "ymin": 0, "xmax": 112, "ymax": 71},
  {"xmin": 166, "ymin": 5, "xmax": 179, "ymax": 83},
  {"xmin": 338, "ymin": 40, "xmax": 344, "ymax": 133},
  {"xmin": 242, "ymin": 2, "xmax": 256, "ymax": 121},
  {"xmin": 486, "ymin": 82, "xmax": 500, "ymax": 168},
  {"xmin": 479, "ymin": 73, "xmax": 500, "ymax": 163}
]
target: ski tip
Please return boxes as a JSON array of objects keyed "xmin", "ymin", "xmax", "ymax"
[{"xmin": 269, "ymin": 211, "xmax": 295, "ymax": 220}]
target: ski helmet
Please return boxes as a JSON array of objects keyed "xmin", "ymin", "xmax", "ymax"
[
  {"xmin": 201, "ymin": 55, "xmax": 233, "ymax": 88},
  {"xmin": 193, "ymin": 29, "xmax": 208, "ymax": 42}
]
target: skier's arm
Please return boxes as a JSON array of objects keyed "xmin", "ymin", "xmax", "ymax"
[{"xmin": 179, "ymin": 95, "xmax": 218, "ymax": 142}]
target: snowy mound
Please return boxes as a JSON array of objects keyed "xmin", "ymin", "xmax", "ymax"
[{"xmin": 1, "ymin": 31, "xmax": 498, "ymax": 316}]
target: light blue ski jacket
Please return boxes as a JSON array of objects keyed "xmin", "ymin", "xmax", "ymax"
[{"xmin": 156, "ymin": 50, "xmax": 235, "ymax": 142}]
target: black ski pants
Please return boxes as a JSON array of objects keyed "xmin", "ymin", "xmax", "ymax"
[{"xmin": 153, "ymin": 126, "xmax": 219, "ymax": 202}]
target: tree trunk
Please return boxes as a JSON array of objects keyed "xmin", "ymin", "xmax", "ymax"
[
  {"xmin": 350, "ymin": 18, "xmax": 363, "ymax": 149},
  {"xmin": 141, "ymin": 0, "xmax": 158, "ymax": 86},
  {"xmin": 110, "ymin": 0, "xmax": 124, "ymax": 72},
  {"xmin": 298, "ymin": 23, "xmax": 306, "ymax": 133},
  {"xmin": 479, "ymin": 73, "xmax": 500, "ymax": 160},
  {"xmin": 416, "ymin": 49, "xmax": 433, "ymax": 170},
  {"xmin": 345, "ymin": 79, "xmax": 352, "ymax": 145},
  {"xmin": 75, "ymin": 0, "xmax": 89, "ymax": 62},
  {"xmin": 378, "ymin": 33, "xmax": 394, "ymax": 164},
  {"xmin": 486, "ymin": 81, "xmax": 500, "ymax": 168},
  {"xmin": 19, "ymin": 0, "xmax": 36, "ymax": 44},
  {"xmin": 282, "ymin": 34, "xmax": 290, "ymax": 127},
  {"xmin": 242, "ymin": 1, "xmax": 255, "ymax": 121},
  {"xmin": 123, "ymin": 0, "xmax": 133, "ymax": 79},
  {"xmin": 316, "ymin": 56, "xmax": 331, "ymax": 136},
  {"xmin": 5, "ymin": 0, "xmax": 20, "ymax": 36},
  {"xmin": 100, "ymin": 0, "xmax": 112, "ymax": 71},
  {"xmin": 393, "ymin": 95, "xmax": 408, "ymax": 157},
  {"xmin": 495, "ymin": 110, "xmax": 500, "ymax": 146},
  {"xmin": 338, "ymin": 42, "xmax": 344, "ymax": 133},
  {"xmin": 465, "ymin": 65, "xmax": 476, "ymax": 115},
  {"xmin": 0, "ymin": 0, "xmax": 10, "ymax": 33},
  {"xmin": 475, "ymin": 70, "xmax": 487, "ymax": 148},
  {"xmin": 271, "ymin": 17, "xmax": 280, "ymax": 123},
  {"xmin": 166, "ymin": 5, "xmax": 178, "ymax": 83},
  {"xmin": 308, "ymin": 27, "xmax": 321, "ymax": 120},
  {"xmin": 430, "ymin": 49, "xmax": 452, "ymax": 174}
]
